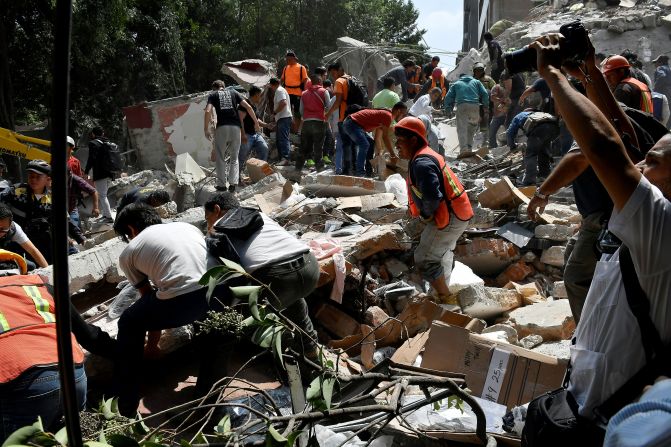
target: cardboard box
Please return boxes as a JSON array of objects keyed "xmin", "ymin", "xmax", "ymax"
[{"xmin": 421, "ymin": 321, "xmax": 567, "ymax": 409}]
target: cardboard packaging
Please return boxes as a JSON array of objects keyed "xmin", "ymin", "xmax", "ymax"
[{"xmin": 421, "ymin": 321, "xmax": 567, "ymax": 409}]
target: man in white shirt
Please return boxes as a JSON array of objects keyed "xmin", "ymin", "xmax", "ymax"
[
  {"xmin": 409, "ymin": 88, "xmax": 442, "ymax": 119},
  {"xmin": 523, "ymin": 34, "xmax": 671, "ymax": 439},
  {"xmin": 113, "ymin": 203, "xmax": 222, "ymax": 416},
  {"xmin": 268, "ymin": 77, "xmax": 293, "ymax": 166}
]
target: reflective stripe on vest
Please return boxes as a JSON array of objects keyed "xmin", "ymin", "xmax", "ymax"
[
  {"xmin": 407, "ymin": 146, "xmax": 474, "ymax": 229},
  {"xmin": 0, "ymin": 312, "xmax": 9, "ymax": 333},
  {"xmin": 622, "ymin": 77, "xmax": 653, "ymax": 113},
  {"xmin": 23, "ymin": 285, "xmax": 55, "ymax": 324}
]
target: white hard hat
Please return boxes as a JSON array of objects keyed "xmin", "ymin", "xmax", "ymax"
[{"xmin": 66, "ymin": 136, "xmax": 75, "ymax": 146}]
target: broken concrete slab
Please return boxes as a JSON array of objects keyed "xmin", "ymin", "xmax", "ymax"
[
  {"xmin": 458, "ymin": 284, "xmax": 523, "ymax": 320},
  {"xmin": 303, "ymin": 224, "xmax": 410, "ymax": 262},
  {"xmin": 313, "ymin": 302, "xmax": 360, "ymax": 338},
  {"xmin": 531, "ymin": 340, "xmax": 571, "ymax": 361},
  {"xmin": 237, "ymin": 173, "xmax": 287, "ymax": 201},
  {"xmin": 364, "ymin": 306, "xmax": 391, "ymax": 328},
  {"xmin": 455, "ymin": 238, "xmax": 519, "ymax": 276},
  {"xmin": 482, "ymin": 323, "xmax": 519, "ymax": 345},
  {"xmin": 301, "ymin": 173, "xmax": 387, "ymax": 197},
  {"xmin": 541, "ymin": 245, "xmax": 566, "ymax": 267},
  {"xmin": 508, "ymin": 299, "xmax": 575, "ymax": 341},
  {"xmin": 245, "ymin": 158, "xmax": 275, "ymax": 183},
  {"xmin": 520, "ymin": 334, "xmax": 544, "ymax": 350},
  {"xmin": 534, "ymin": 224, "xmax": 574, "ymax": 242},
  {"xmin": 447, "ymin": 261, "xmax": 485, "ymax": 295},
  {"xmin": 175, "ymin": 152, "xmax": 206, "ymax": 183},
  {"xmin": 336, "ymin": 193, "xmax": 398, "ymax": 212},
  {"xmin": 553, "ymin": 281, "xmax": 568, "ymax": 299}
]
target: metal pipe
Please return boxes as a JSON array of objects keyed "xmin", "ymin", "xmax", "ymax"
[{"xmin": 51, "ymin": 0, "xmax": 82, "ymax": 446}]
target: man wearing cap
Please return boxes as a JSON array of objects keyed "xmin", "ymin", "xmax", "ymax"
[
  {"xmin": 0, "ymin": 160, "xmax": 86, "ymax": 264},
  {"xmin": 280, "ymin": 50, "xmax": 308, "ymax": 126},
  {"xmin": 444, "ymin": 73, "xmax": 490, "ymax": 155},
  {"xmin": 394, "ymin": 117, "xmax": 473, "ymax": 306},
  {"xmin": 66, "ymin": 136, "xmax": 84, "ymax": 178},
  {"xmin": 602, "ymin": 55, "xmax": 653, "ymax": 113},
  {"xmin": 473, "ymin": 63, "xmax": 495, "ymax": 147}
]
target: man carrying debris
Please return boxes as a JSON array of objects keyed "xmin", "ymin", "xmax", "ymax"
[
  {"xmin": 444, "ymin": 73, "xmax": 489, "ymax": 155},
  {"xmin": 506, "ymin": 108, "xmax": 560, "ymax": 186},
  {"xmin": 112, "ymin": 203, "xmax": 224, "ymax": 416},
  {"xmin": 268, "ymin": 77, "xmax": 293, "ymax": 166},
  {"xmin": 522, "ymin": 34, "xmax": 671, "ymax": 444},
  {"xmin": 372, "ymin": 77, "xmax": 401, "ymax": 110},
  {"xmin": 341, "ymin": 102, "xmax": 408, "ymax": 176},
  {"xmin": 416, "ymin": 68, "xmax": 448, "ymax": 106},
  {"xmin": 602, "ymin": 55, "xmax": 653, "ymax": 113},
  {"xmin": 205, "ymin": 80, "xmax": 261, "ymax": 192},
  {"xmin": 394, "ymin": 117, "xmax": 473, "ymax": 306},
  {"xmin": 296, "ymin": 74, "xmax": 330, "ymax": 172},
  {"xmin": 375, "ymin": 60, "xmax": 421, "ymax": 102},
  {"xmin": 203, "ymin": 193, "xmax": 319, "ymax": 356}
]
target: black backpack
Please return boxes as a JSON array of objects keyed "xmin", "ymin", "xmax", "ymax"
[
  {"xmin": 94, "ymin": 139, "xmax": 123, "ymax": 174},
  {"xmin": 343, "ymin": 76, "xmax": 369, "ymax": 108}
]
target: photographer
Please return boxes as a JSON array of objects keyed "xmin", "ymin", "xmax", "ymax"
[{"xmin": 521, "ymin": 32, "xmax": 671, "ymax": 445}]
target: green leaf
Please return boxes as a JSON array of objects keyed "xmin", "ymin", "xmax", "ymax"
[
  {"xmin": 193, "ymin": 432, "xmax": 208, "ymax": 445},
  {"xmin": 131, "ymin": 416, "xmax": 150, "ymax": 436},
  {"xmin": 285, "ymin": 431, "xmax": 303, "ymax": 447},
  {"xmin": 321, "ymin": 377, "xmax": 336, "ymax": 409},
  {"xmin": 55, "ymin": 427, "xmax": 68, "ymax": 445},
  {"xmin": 229, "ymin": 285, "xmax": 261, "ymax": 297},
  {"xmin": 213, "ymin": 415, "xmax": 231, "ymax": 436},
  {"xmin": 2, "ymin": 425, "xmax": 41, "ymax": 447},
  {"xmin": 33, "ymin": 417, "xmax": 44, "ymax": 432},
  {"xmin": 305, "ymin": 377, "xmax": 322, "ymax": 401},
  {"xmin": 219, "ymin": 258, "xmax": 246, "ymax": 274},
  {"xmin": 179, "ymin": 440, "xmax": 192, "ymax": 447},
  {"xmin": 433, "ymin": 401, "xmax": 440, "ymax": 411},
  {"xmin": 273, "ymin": 327, "xmax": 284, "ymax": 369},
  {"xmin": 267, "ymin": 426, "xmax": 286, "ymax": 443},
  {"xmin": 199, "ymin": 265, "xmax": 230, "ymax": 286},
  {"xmin": 98, "ymin": 430, "xmax": 107, "ymax": 444},
  {"xmin": 101, "ymin": 398, "xmax": 115, "ymax": 420},
  {"xmin": 249, "ymin": 289, "xmax": 261, "ymax": 321},
  {"xmin": 107, "ymin": 434, "xmax": 139, "ymax": 447}
]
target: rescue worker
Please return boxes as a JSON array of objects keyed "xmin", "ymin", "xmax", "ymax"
[
  {"xmin": 601, "ymin": 55, "xmax": 653, "ymax": 113},
  {"xmin": 422, "ymin": 56, "xmax": 441, "ymax": 80},
  {"xmin": 0, "ymin": 160, "xmax": 85, "ymax": 264},
  {"xmin": 0, "ymin": 274, "xmax": 86, "ymax": 441},
  {"xmin": 280, "ymin": 50, "xmax": 308, "ymax": 127},
  {"xmin": 406, "ymin": 63, "xmax": 424, "ymax": 100},
  {"xmin": 394, "ymin": 117, "xmax": 473, "ymax": 307},
  {"xmin": 444, "ymin": 73, "xmax": 490, "ymax": 155},
  {"xmin": 0, "ymin": 203, "xmax": 48, "ymax": 269},
  {"xmin": 417, "ymin": 68, "xmax": 448, "ymax": 107},
  {"xmin": 473, "ymin": 62, "xmax": 495, "ymax": 147}
]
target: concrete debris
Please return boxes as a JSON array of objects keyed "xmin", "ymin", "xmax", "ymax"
[
  {"xmin": 540, "ymin": 245, "xmax": 566, "ymax": 267},
  {"xmin": 508, "ymin": 299, "xmax": 576, "ymax": 341},
  {"xmin": 245, "ymin": 158, "xmax": 275, "ymax": 183},
  {"xmin": 482, "ymin": 323, "xmax": 519, "ymax": 345},
  {"xmin": 534, "ymin": 224, "xmax": 575, "ymax": 242},
  {"xmin": 553, "ymin": 281, "xmax": 568, "ymax": 299},
  {"xmin": 458, "ymin": 284, "xmax": 523, "ymax": 319},
  {"xmin": 520, "ymin": 334, "xmax": 544, "ymax": 350},
  {"xmin": 455, "ymin": 238, "xmax": 519, "ymax": 276},
  {"xmin": 531, "ymin": 340, "xmax": 572, "ymax": 361}
]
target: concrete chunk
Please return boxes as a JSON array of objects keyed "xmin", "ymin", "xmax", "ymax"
[
  {"xmin": 455, "ymin": 238, "xmax": 519, "ymax": 276},
  {"xmin": 364, "ymin": 306, "xmax": 390, "ymax": 328},
  {"xmin": 520, "ymin": 334, "xmax": 544, "ymax": 350},
  {"xmin": 553, "ymin": 281, "xmax": 568, "ymax": 299},
  {"xmin": 541, "ymin": 245, "xmax": 566, "ymax": 267},
  {"xmin": 245, "ymin": 158, "xmax": 275, "ymax": 183},
  {"xmin": 482, "ymin": 324, "xmax": 519, "ymax": 345},
  {"xmin": 458, "ymin": 284, "xmax": 523, "ymax": 319},
  {"xmin": 301, "ymin": 173, "xmax": 387, "ymax": 197},
  {"xmin": 508, "ymin": 300, "xmax": 575, "ymax": 341},
  {"xmin": 495, "ymin": 260, "xmax": 534, "ymax": 287},
  {"xmin": 534, "ymin": 224, "xmax": 574, "ymax": 242},
  {"xmin": 531, "ymin": 340, "xmax": 571, "ymax": 361}
]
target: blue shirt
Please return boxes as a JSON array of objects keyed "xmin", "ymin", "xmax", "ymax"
[
  {"xmin": 409, "ymin": 155, "xmax": 443, "ymax": 219},
  {"xmin": 443, "ymin": 75, "xmax": 489, "ymax": 111},
  {"xmin": 506, "ymin": 111, "xmax": 532, "ymax": 148}
]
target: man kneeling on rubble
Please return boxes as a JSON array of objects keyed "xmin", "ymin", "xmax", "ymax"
[
  {"xmin": 394, "ymin": 117, "xmax": 473, "ymax": 307},
  {"xmin": 203, "ymin": 193, "xmax": 319, "ymax": 354},
  {"xmin": 112, "ymin": 203, "xmax": 225, "ymax": 416},
  {"xmin": 521, "ymin": 34, "xmax": 671, "ymax": 445}
]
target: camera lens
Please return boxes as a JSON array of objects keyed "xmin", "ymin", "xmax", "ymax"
[{"xmin": 504, "ymin": 47, "xmax": 538, "ymax": 74}]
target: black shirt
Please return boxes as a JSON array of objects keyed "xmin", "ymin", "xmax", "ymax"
[
  {"xmin": 569, "ymin": 146, "xmax": 614, "ymax": 217},
  {"xmin": 207, "ymin": 89, "xmax": 243, "ymax": 128},
  {"xmin": 614, "ymin": 82, "xmax": 641, "ymax": 110},
  {"xmin": 239, "ymin": 102, "xmax": 258, "ymax": 135}
]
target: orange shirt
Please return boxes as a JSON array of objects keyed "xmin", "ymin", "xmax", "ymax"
[{"xmin": 334, "ymin": 77, "xmax": 350, "ymax": 122}]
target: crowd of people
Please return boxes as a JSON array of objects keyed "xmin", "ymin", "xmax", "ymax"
[{"xmin": 0, "ymin": 25, "xmax": 670, "ymax": 446}]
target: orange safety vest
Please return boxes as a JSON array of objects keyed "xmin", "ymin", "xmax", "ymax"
[
  {"xmin": 407, "ymin": 147, "xmax": 474, "ymax": 229},
  {"xmin": 431, "ymin": 75, "xmax": 448, "ymax": 99},
  {"xmin": 621, "ymin": 77, "xmax": 653, "ymax": 113},
  {"xmin": 407, "ymin": 66, "xmax": 423, "ymax": 95},
  {"xmin": 0, "ymin": 274, "xmax": 84, "ymax": 383},
  {"xmin": 281, "ymin": 63, "xmax": 308, "ymax": 96}
]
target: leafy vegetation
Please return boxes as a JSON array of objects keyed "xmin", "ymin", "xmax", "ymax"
[{"xmin": 1, "ymin": 0, "xmax": 425, "ymax": 138}]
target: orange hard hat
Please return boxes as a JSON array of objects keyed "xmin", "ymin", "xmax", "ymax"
[
  {"xmin": 395, "ymin": 117, "xmax": 428, "ymax": 147},
  {"xmin": 601, "ymin": 55, "xmax": 630, "ymax": 74}
]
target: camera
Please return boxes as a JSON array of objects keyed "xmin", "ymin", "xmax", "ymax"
[{"xmin": 503, "ymin": 21, "xmax": 590, "ymax": 74}]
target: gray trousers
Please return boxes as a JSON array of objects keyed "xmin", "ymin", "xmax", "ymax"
[
  {"xmin": 214, "ymin": 125, "xmax": 241, "ymax": 187},
  {"xmin": 456, "ymin": 102, "xmax": 481, "ymax": 153},
  {"xmin": 414, "ymin": 216, "xmax": 469, "ymax": 283},
  {"xmin": 563, "ymin": 211, "xmax": 604, "ymax": 324}
]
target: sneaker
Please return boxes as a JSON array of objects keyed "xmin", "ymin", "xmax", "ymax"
[
  {"xmin": 305, "ymin": 159, "xmax": 315, "ymax": 167},
  {"xmin": 228, "ymin": 185, "xmax": 236, "ymax": 193},
  {"xmin": 322, "ymin": 155, "xmax": 332, "ymax": 164}
]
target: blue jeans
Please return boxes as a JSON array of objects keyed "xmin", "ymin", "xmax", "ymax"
[
  {"xmin": 239, "ymin": 133, "xmax": 269, "ymax": 169},
  {"xmin": 488, "ymin": 115, "xmax": 506, "ymax": 148},
  {"xmin": 342, "ymin": 117, "xmax": 370, "ymax": 176},
  {"xmin": 276, "ymin": 117, "xmax": 292, "ymax": 160},
  {"xmin": 0, "ymin": 366, "xmax": 86, "ymax": 442},
  {"xmin": 336, "ymin": 121, "xmax": 355, "ymax": 175}
]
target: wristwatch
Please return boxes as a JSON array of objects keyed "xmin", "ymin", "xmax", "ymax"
[{"xmin": 534, "ymin": 189, "xmax": 550, "ymax": 201}]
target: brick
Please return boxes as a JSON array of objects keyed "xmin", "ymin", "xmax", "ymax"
[
  {"xmin": 541, "ymin": 245, "xmax": 566, "ymax": 267},
  {"xmin": 455, "ymin": 238, "xmax": 519, "ymax": 276},
  {"xmin": 364, "ymin": 306, "xmax": 390, "ymax": 328},
  {"xmin": 313, "ymin": 302, "xmax": 360, "ymax": 338},
  {"xmin": 495, "ymin": 260, "xmax": 534, "ymax": 286},
  {"xmin": 245, "ymin": 158, "xmax": 275, "ymax": 183}
]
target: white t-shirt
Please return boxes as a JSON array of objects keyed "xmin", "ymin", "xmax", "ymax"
[
  {"xmin": 119, "ymin": 222, "xmax": 209, "ymax": 300},
  {"xmin": 218, "ymin": 213, "xmax": 308, "ymax": 273},
  {"xmin": 569, "ymin": 177, "xmax": 671, "ymax": 418},
  {"xmin": 409, "ymin": 94, "xmax": 433, "ymax": 118},
  {"xmin": 10, "ymin": 222, "xmax": 29, "ymax": 245},
  {"xmin": 274, "ymin": 86, "xmax": 293, "ymax": 121}
]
